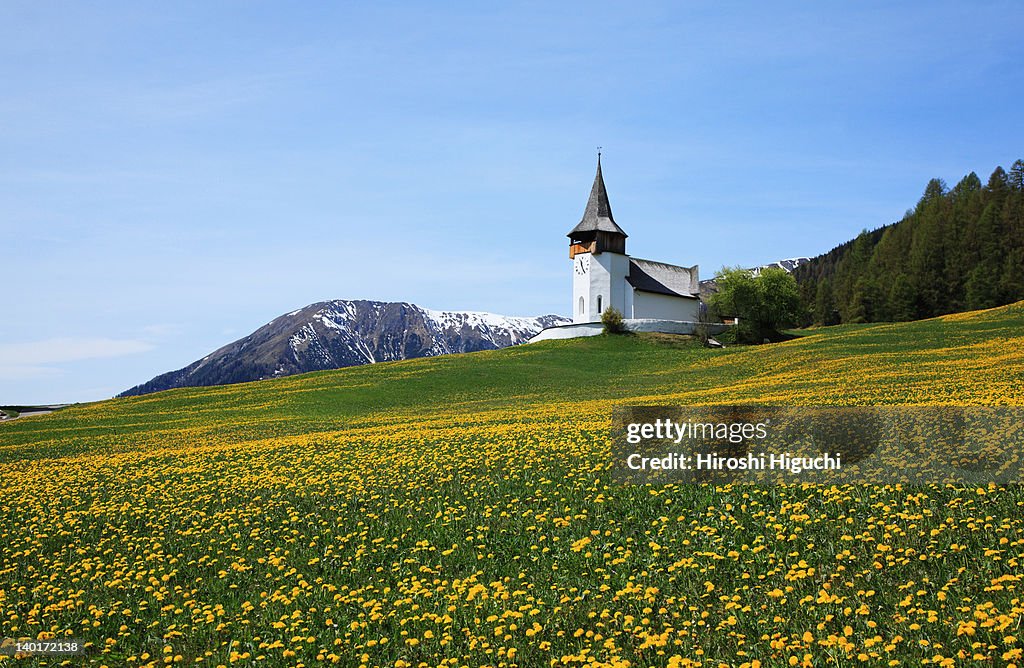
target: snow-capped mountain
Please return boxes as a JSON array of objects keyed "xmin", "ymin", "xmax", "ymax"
[
  {"xmin": 752, "ymin": 257, "xmax": 810, "ymax": 274},
  {"xmin": 119, "ymin": 300, "xmax": 569, "ymax": 397}
]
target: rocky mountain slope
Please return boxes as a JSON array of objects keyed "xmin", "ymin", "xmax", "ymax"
[{"xmin": 120, "ymin": 300, "xmax": 568, "ymax": 396}]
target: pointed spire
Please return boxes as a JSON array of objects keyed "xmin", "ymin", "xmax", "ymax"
[
  {"xmin": 567, "ymin": 153, "xmax": 628, "ymax": 238},
  {"xmin": 587, "ymin": 153, "xmax": 614, "ymax": 220}
]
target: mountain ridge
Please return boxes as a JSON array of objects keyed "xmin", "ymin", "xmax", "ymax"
[{"xmin": 119, "ymin": 300, "xmax": 568, "ymax": 397}]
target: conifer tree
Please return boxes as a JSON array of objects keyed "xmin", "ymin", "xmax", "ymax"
[
  {"xmin": 888, "ymin": 275, "xmax": 917, "ymax": 321},
  {"xmin": 987, "ymin": 166, "xmax": 1009, "ymax": 195},
  {"xmin": 1000, "ymin": 250, "xmax": 1024, "ymax": 304},
  {"xmin": 814, "ymin": 278, "xmax": 837, "ymax": 325},
  {"xmin": 1010, "ymin": 159, "xmax": 1024, "ymax": 190},
  {"xmin": 966, "ymin": 263, "xmax": 1001, "ymax": 310}
]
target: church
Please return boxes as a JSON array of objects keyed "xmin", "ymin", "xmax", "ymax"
[{"xmin": 531, "ymin": 156, "xmax": 704, "ymax": 342}]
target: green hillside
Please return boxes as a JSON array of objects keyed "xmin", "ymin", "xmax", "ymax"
[
  {"xmin": 4, "ymin": 301, "xmax": 1024, "ymax": 460},
  {"xmin": 2, "ymin": 303, "xmax": 1024, "ymax": 667}
]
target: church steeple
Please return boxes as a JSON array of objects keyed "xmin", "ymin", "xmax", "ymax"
[{"xmin": 567, "ymin": 154, "xmax": 628, "ymax": 257}]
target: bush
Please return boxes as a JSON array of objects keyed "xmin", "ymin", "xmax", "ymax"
[
  {"xmin": 708, "ymin": 267, "xmax": 802, "ymax": 344},
  {"xmin": 601, "ymin": 307, "xmax": 627, "ymax": 335}
]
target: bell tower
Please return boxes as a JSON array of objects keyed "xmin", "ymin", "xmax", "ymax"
[{"xmin": 567, "ymin": 155, "xmax": 631, "ymax": 324}]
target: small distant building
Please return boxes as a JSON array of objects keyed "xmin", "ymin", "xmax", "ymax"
[{"xmin": 531, "ymin": 157, "xmax": 719, "ymax": 343}]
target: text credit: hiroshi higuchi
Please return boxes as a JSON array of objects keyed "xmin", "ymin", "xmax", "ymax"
[
  {"xmin": 623, "ymin": 417, "xmax": 840, "ymax": 474},
  {"xmin": 611, "ymin": 405, "xmax": 1024, "ymax": 485}
]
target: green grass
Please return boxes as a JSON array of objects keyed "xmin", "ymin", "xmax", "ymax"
[
  {"xmin": 3, "ymin": 304, "xmax": 1023, "ymax": 460},
  {"xmin": 1, "ymin": 304, "xmax": 1023, "ymax": 667}
]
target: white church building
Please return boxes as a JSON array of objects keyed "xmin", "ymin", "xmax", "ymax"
[{"xmin": 531, "ymin": 157, "xmax": 710, "ymax": 342}]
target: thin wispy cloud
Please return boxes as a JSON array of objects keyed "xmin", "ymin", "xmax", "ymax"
[
  {"xmin": 0, "ymin": 365, "xmax": 64, "ymax": 381},
  {"xmin": 0, "ymin": 338, "xmax": 154, "ymax": 369}
]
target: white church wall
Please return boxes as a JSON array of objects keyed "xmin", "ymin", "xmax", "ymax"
[
  {"xmin": 608, "ymin": 253, "xmax": 631, "ymax": 316},
  {"xmin": 625, "ymin": 319, "xmax": 729, "ymax": 335},
  {"xmin": 587, "ymin": 254, "xmax": 612, "ymax": 323},
  {"xmin": 528, "ymin": 322, "xmax": 604, "ymax": 342},
  {"xmin": 572, "ymin": 262, "xmax": 590, "ymax": 323},
  {"xmin": 632, "ymin": 291, "xmax": 700, "ymax": 321},
  {"xmin": 573, "ymin": 252, "xmax": 630, "ymax": 324},
  {"xmin": 528, "ymin": 319, "xmax": 731, "ymax": 344},
  {"xmin": 592, "ymin": 252, "xmax": 629, "ymax": 321}
]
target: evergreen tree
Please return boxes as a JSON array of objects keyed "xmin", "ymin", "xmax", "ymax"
[
  {"xmin": 847, "ymin": 285, "xmax": 868, "ymax": 323},
  {"xmin": 888, "ymin": 274, "xmax": 917, "ymax": 321},
  {"xmin": 835, "ymin": 231, "xmax": 875, "ymax": 321},
  {"xmin": 1000, "ymin": 249, "xmax": 1024, "ymax": 304},
  {"xmin": 847, "ymin": 276, "xmax": 881, "ymax": 323},
  {"xmin": 797, "ymin": 279, "xmax": 818, "ymax": 327},
  {"xmin": 974, "ymin": 203, "xmax": 1003, "ymax": 260},
  {"xmin": 908, "ymin": 210, "xmax": 945, "ymax": 316},
  {"xmin": 945, "ymin": 173, "xmax": 984, "ymax": 312},
  {"xmin": 950, "ymin": 172, "xmax": 981, "ymax": 201},
  {"xmin": 1010, "ymin": 159, "xmax": 1024, "ymax": 190},
  {"xmin": 965, "ymin": 263, "xmax": 1001, "ymax": 310},
  {"xmin": 987, "ymin": 166, "xmax": 1009, "ymax": 194},
  {"xmin": 917, "ymin": 178, "xmax": 947, "ymax": 210},
  {"xmin": 814, "ymin": 278, "xmax": 837, "ymax": 325}
]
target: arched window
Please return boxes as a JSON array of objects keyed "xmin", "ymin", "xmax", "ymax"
[
  {"xmin": 578, "ymin": 296, "xmax": 585, "ymax": 315},
  {"xmin": 598, "ymin": 295, "xmax": 603, "ymax": 313}
]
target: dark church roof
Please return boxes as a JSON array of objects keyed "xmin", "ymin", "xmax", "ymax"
[
  {"xmin": 627, "ymin": 258, "xmax": 700, "ymax": 299},
  {"xmin": 567, "ymin": 156, "xmax": 628, "ymax": 239}
]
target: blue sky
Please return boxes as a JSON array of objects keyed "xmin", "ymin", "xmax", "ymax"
[{"xmin": 2, "ymin": 1, "xmax": 1023, "ymax": 404}]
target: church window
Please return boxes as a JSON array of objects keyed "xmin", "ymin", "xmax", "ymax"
[
  {"xmin": 598, "ymin": 296, "xmax": 603, "ymax": 313},
  {"xmin": 579, "ymin": 297, "xmax": 585, "ymax": 315}
]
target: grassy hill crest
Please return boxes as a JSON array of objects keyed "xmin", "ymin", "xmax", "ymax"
[{"xmin": 3, "ymin": 300, "xmax": 1023, "ymax": 461}]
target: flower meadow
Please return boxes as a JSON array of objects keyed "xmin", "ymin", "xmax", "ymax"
[{"xmin": 2, "ymin": 304, "xmax": 1024, "ymax": 667}]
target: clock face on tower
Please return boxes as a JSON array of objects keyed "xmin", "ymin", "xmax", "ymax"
[{"xmin": 574, "ymin": 255, "xmax": 590, "ymax": 275}]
